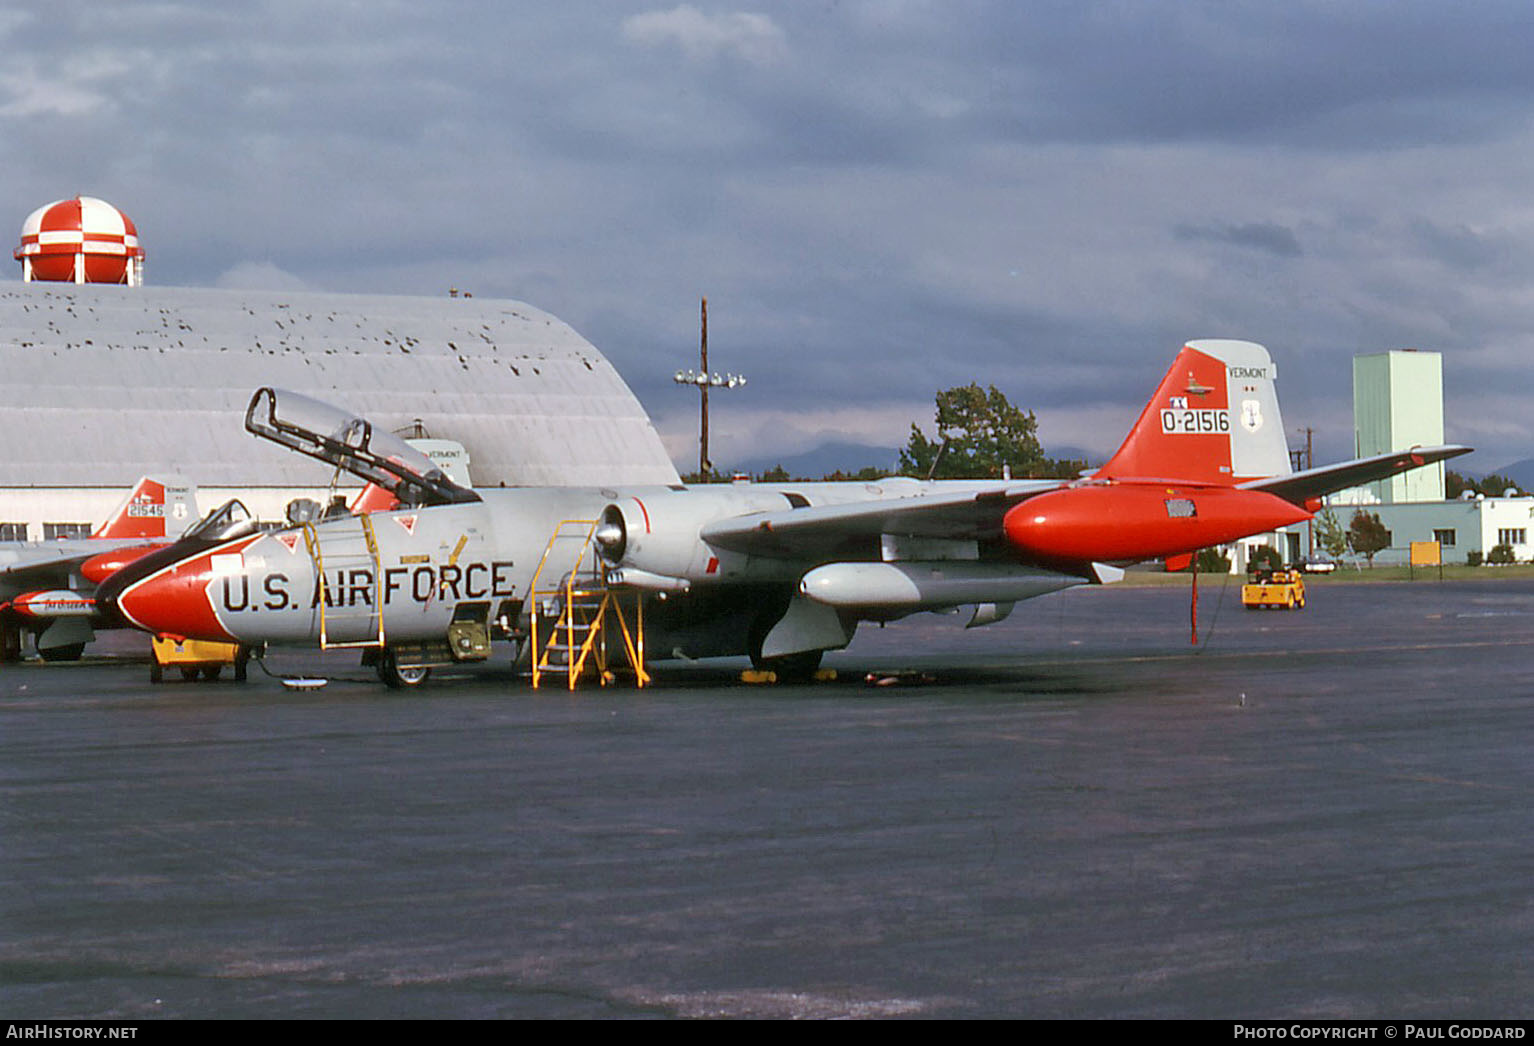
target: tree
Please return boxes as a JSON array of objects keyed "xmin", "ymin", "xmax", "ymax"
[
  {"xmin": 1192, "ymin": 547, "xmax": 1231, "ymax": 574},
  {"xmin": 820, "ymin": 466, "xmax": 891, "ymax": 481},
  {"xmin": 1347, "ymin": 510, "xmax": 1391, "ymax": 567},
  {"xmin": 1447, "ymin": 469, "xmax": 1522, "ymax": 498},
  {"xmin": 900, "ymin": 383, "xmax": 1075, "ymax": 479},
  {"xmin": 1478, "ymin": 473, "xmax": 1521, "ymax": 497},
  {"xmin": 1312, "ymin": 508, "xmax": 1348, "ymax": 560},
  {"xmin": 1248, "ymin": 545, "xmax": 1282, "ymax": 572}
]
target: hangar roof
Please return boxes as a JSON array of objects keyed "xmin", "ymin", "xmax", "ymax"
[{"xmin": 0, "ymin": 283, "xmax": 679, "ymax": 488}]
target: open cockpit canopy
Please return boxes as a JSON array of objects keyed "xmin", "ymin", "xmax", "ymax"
[{"xmin": 245, "ymin": 387, "xmax": 480, "ymax": 507}]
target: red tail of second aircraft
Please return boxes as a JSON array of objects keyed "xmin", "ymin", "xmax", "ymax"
[
  {"xmin": 350, "ymin": 483, "xmax": 401, "ymax": 514},
  {"xmin": 91, "ymin": 476, "xmax": 197, "ymax": 540}
]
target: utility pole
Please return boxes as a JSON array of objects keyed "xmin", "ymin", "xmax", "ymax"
[
  {"xmin": 673, "ymin": 296, "xmax": 746, "ymax": 478},
  {"xmin": 1294, "ymin": 426, "xmax": 1315, "ymax": 556},
  {"xmin": 700, "ymin": 297, "xmax": 709, "ymax": 475},
  {"xmin": 1289, "ymin": 426, "xmax": 1314, "ymax": 472}
]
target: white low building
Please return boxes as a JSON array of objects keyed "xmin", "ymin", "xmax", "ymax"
[{"xmin": 1329, "ymin": 497, "xmax": 1534, "ymax": 565}]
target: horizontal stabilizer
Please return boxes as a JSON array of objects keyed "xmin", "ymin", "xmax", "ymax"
[{"xmin": 1241, "ymin": 445, "xmax": 1472, "ymax": 506}]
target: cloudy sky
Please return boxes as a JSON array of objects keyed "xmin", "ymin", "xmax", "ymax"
[{"xmin": 5, "ymin": 1, "xmax": 1533, "ymax": 472}]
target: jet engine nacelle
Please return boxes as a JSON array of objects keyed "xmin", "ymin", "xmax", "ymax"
[
  {"xmin": 596, "ymin": 488, "xmax": 808, "ymax": 584},
  {"xmin": 1002, "ymin": 483, "xmax": 1311, "ymax": 564},
  {"xmin": 80, "ymin": 544, "xmax": 166, "ymax": 585}
]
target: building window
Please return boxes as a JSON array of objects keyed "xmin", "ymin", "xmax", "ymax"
[
  {"xmin": 1432, "ymin": 529, "xmax": 1456, "ymax": 548},
  {"xmin": 0, "ymin": 523, "xmax": 26, "ymax": 542},
  {"xmin": 43, "ymin": 523, "xmax": 91, "ymax": 541},
  {"xmin": 1497, "ymin": 528, "xmax": 1527, "ymax": 546}
]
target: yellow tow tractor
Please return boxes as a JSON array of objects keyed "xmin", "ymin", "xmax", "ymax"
[
  {"xmin": 1241, "ymin": 566, "xmax": 1306, "ymax": 610},
  {"xmin": 149, "ymin": 635, "xmax": 250, "ymax": 682}
]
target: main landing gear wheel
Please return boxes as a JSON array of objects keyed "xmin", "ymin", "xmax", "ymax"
[
  {"xmin": 751, "ymin": 648, "xmax": 824, "ymax": 681},
  {"xmin": 747, "ymin": 598, "xmax": 826, "ymax": 681},
  {"xmin": 376, "ymin": 647, "xmax": 431, "ymax": 689},
  {"xmin": 38, "ymin": 643, "xmax": 86, "ymax": 663}
]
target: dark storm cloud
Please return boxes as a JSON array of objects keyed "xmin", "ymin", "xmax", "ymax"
[
  {"xmin": 4, "ymin": 2, "xmax": 1534, "ymax": 466},
  {"xmin": 1408, "ymin": 219, "xmax": 1515, "ymax": 273},
  {"xmin": 1174, "ymin": 221, "xmax": 1302, "ymax": 257},
  {"xmin": 952, "ymin": 1, "xmax": 1534, "ymax": 149}
]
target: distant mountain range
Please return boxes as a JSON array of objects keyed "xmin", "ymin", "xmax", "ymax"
[
  {"xmin": 1480, "ymin": 459, "xmax": 1534, "ymax": 489},
  {"xmin": 730, "ymin": 441, "xmax": 900, "ymax": 479},
  {"xmin": 728, "ymin": 441, "xmax": 1097, "ymax": 480}
]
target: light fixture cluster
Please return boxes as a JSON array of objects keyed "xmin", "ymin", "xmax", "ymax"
[{"xmin": 674, "ymin": 370, "xmax": 747, "ymax": 389}]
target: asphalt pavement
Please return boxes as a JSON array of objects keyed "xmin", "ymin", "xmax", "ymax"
[{"xmin": 2, "ymin": 577, "xmax": 1531, "ymax": 1018}]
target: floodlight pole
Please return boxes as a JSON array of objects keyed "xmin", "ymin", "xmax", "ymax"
[
  {"xmin": 700, "ymin": 296, "xmax": 710, "ymax": 475},
  {"xmin": 673, "ymin": 297, "xmax": 746, "ymax": 478}
]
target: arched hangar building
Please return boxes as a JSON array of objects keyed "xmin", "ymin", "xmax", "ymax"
[{"xmin": 0, "ymin": 281, "xmax": 680, "ymax": 537}]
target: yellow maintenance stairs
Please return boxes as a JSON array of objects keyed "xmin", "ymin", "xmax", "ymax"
[{"xmin": 528, "ymin": 519, "xmax": 649, "ymax": 691}]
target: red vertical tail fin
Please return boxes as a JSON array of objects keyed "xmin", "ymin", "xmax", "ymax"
[
  {"xmin": 1096, "ymin": 340, "xmax": 1291, "ymax": 486},
  {"xmin": 92, "ymin": 476, "xmax": 197, "ymax": 539}
]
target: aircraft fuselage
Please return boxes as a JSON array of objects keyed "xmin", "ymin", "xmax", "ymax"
[{"xmin": 109, "ymin": 478, "xmax": 1056, "ymax": 662}]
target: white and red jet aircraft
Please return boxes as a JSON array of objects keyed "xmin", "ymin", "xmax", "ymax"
[
  {"xmin": 0, "ymin": 476, "xmax": 197, "ymax": 660},
  {"xmin": 100, "ymin": 340, "xmax": 1468, "ymax": 686}
]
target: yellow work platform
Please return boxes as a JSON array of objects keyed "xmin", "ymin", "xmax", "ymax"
[{"xmin": 150, "ymin": 635, "xmax": 249, "ymax": 682}]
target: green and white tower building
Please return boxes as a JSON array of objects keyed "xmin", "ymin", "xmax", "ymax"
[{"xmin": 1353, "ymin": 350, "xmax": 1446, "ymax": 503}]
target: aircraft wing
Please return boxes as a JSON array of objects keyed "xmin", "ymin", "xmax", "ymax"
[
  {"xmin": 0, "ymin": 476, "xmax": 196, "ymax": 606},
  {"xmin": 0, "ymin": 538, "xmax": 162, "ymax": 597},
  {"xmin": 1239, "ymin": 444, "xmax": 1473, "ymax": 506},
  {"xmin": 0, "ymin": 543, "xmax": 96, "ymax": 596},
  {"xmin": 700, "ymin": 479, "xmax": 1065, "ymax": 558},
  {"xmin": 701, "ymin": 444, "xmax": 1473, "ymax": 562}
]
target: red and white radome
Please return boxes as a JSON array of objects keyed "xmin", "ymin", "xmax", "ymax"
[{"xmin": 14, "ymin": 196, "xmax": 144, "ymax": 285}]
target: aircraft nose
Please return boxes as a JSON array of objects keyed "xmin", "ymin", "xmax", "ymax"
[{"xmin": 110, "ymin": 544, "xmax": 246, "ymax": 642}]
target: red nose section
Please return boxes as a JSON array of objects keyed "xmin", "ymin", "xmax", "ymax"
[
  {"xmin": 114, "ymin": 540, "xmax": 256, "ymax": 641},
  {"xmin": 1003, "ymin": 484, "xmax": 1311, "ymax": 564},
  {"xmin": 80, "ymin": 543, "xmax": 166, "ymax": 585}
]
